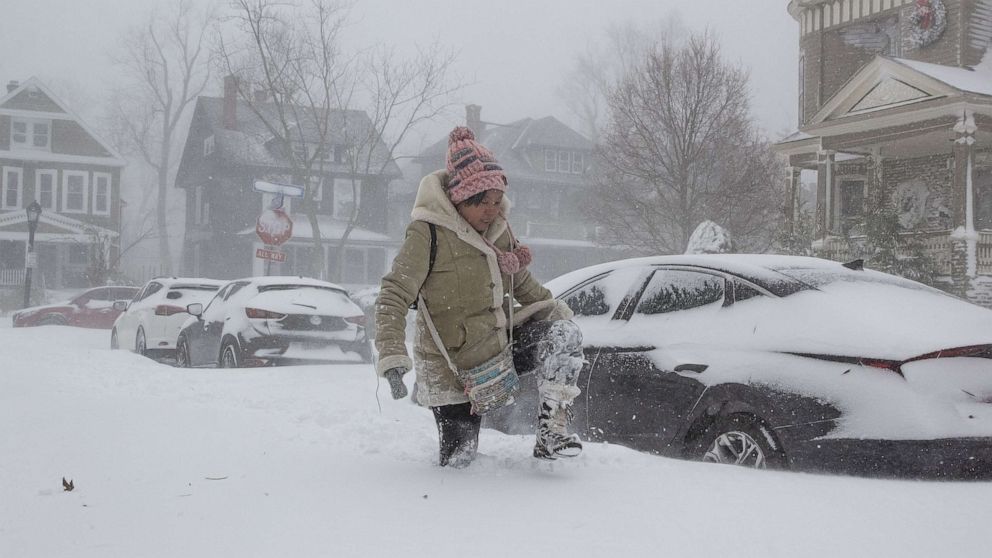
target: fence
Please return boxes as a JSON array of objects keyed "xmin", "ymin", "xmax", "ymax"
[
  {"xmin": 819, "ymin": 231, "xmax": 992, "ymax": 276},
  {"xmin": 0, "ymin": 268, "xmax": 25, "ymax": 286}
]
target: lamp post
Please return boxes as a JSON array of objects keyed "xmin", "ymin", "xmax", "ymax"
[{"xmin": 23, "ymin": 200, "xmax": 42, "ymax": 308}]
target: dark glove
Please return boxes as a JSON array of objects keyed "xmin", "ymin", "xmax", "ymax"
[{"xmin": 384, "ymin": 367, "xmax": 409, "ymax": 400}]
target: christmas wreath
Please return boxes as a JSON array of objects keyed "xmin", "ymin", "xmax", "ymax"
[{"xmin": 908, "ymin": 0, "xmax": 946, "ymax": 48}]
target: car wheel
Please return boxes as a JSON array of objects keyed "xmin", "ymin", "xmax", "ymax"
[
  {"xmin": 135, "ymin": 327, "xmax": 148, "ymax": 357},
  {"xmin": 39, "ymin": 315, "xmax": 66, "ymax": 326},
  {"xmin": 696, "ymin": 413, "xmax": 786, "ymax": 470},
  {"xmin": 220, "ymin": 341, "xmax": 242, "ymax": 368},
  {"xmin": 175, "ymin": 337, "xmax": 191, "ymax": 368},
  {"xmin": 111, "ymin": 328, "xmax": 119, "ymax": 350}
]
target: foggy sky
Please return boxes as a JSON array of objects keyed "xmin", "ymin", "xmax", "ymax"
[{"xmin": 0, "ymin": 0, "xmax": 799, "ymax": 152}]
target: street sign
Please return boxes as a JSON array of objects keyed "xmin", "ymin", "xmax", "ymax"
[
  {"xmin": 253, "ymin": 180, "xmax": 305, "ymax": 198},
  {"xmin": 255, "ymin": 247, "xmax": 286, "ymax": 263},
  {"xmin": 256, "ymin": 208, "xmax": 293, "ymax": 246},
  {"xmin": 25, "ymin": 252, "xmax": 37, "ymax": 269}
]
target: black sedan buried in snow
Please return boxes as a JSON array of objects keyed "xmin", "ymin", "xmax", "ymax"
[
  {"xmin": 487, "ymin": 254, "xmax": 992, "ymax": 479},
  {"xmin": 175, "ymin": 276, "xmax": 372, "ymax": 368}
]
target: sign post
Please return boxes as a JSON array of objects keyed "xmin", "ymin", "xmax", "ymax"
[{"xmin": 253, "ymin": 180, "xmax": 304, "ymax": 276}]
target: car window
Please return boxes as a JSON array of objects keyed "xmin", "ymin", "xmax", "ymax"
[
  {"xmin": 634, "ymin": 269, "xmax": 725, "ymax": 315},
  {"xmin": 135, "ymin": 282, "xmax": 164, "ymax": 303},
  {"xmin": 225, "ymin": 281, "xmax": 250, "ymax": 300},
  {"xmin": 560, "ymin": 268, "xmax": 647, "ymax": 318},
  {"xmin": 86, "ymin": 288, "xmax": 112, "ymax": 301},
  {"xmin": 733, "ymin": 282, "xmax": 764, "ymax": 303},
  {"xmin": 113, "ymin": 287, "xmax": 139, "ymax": 300}
]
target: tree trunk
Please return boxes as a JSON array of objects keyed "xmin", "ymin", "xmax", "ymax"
[{"xmin": 157, "ymin": 143, "xmax": 173, "ymax": 276}]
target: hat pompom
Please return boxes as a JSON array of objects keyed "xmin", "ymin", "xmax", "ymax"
[
  {"xmin": 449, "ymin": 126, "xmax": 475, "ymax": 144},
  {"xmin": 512, "ymin": 245, "xmax": 532, "ymax": 269},
  {"xmin": 496, "ymin": 251, "xmax": 521, "ymax": 274}
]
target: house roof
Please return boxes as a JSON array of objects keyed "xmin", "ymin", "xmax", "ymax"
[
  {"xmin": 416, "ymin": 115, "xmax": 593, "ymax": 184},
  {"xmin": 893, "ymin": 57, "xmax": 992, "ymax": 97},
  {"xmin": 0, "ymin": 77, "xmax": 126, "ymax": 167},
  {"xmin": 196, "ymin": 96, "xmax": 401, "ymax": 177},
  {"xmin": 0, "ymin": 209, "xmax": 118, "ymax": 242}
]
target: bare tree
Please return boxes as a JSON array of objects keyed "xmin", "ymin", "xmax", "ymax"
[
  {"xmin": 558, "ymin": 17, "xmax": 685, "ymax": 144},
  {"xmin": 217, "ymin": 0, "xmax": 459, "ymax": 281},
  {"xmin": 108, "ymin": 0, "xmax": 214, "ymax": 275},
  {"xmin": 588, "ymin": 31, "xmax": 781, "ymax": 255}
]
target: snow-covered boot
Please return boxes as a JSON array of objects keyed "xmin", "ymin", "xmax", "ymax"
[
  {"xmin": 432, "ymin": 402, "xmax": 481, "ymax": 468},
  {"xmin": 532, "ymin": 320, "xmax": 584, "ymax": 460},
  {"xmin": 534, "ymin": 396, "xmax": 582, "ymax": 459}
]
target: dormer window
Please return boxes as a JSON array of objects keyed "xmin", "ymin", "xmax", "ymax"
[
  {"xmin": 11, "ymin": 117, "xmax": 50, "ymax": 150},
  {"xmin": 544, "ymin": 149, "xmax": 585, "ymax": 174}
]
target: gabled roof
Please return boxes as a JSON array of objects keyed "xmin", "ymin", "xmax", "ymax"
[
  {"xmin": 192, "ymin": 96, "xmax": 401, "ymax": 177},
  {"xmin": 0, "ymin": 77, "xmax": 125, "ymax": 166},
  {"xmin": 416, "ymin": 115, "xmax": 593, "ymax": 183},
  {"xmin": 808, "ymin": 56, "xmax": 992, "ymax": 128}
]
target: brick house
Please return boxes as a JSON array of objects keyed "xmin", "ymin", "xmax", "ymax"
[
  {"xmin": 0, "ymin": 77, "xmax": 125, "ymax": 291},
  {"xmin": 776, "ymin": 0, "xmax": 992, "ymax": 302},
  {"xmin": 408, "ymin": 105, "xmax": 617, "ymax": 281},
  {"xmin": 175, "ymin": 78, "xmax": 402, "ymax": 288}
]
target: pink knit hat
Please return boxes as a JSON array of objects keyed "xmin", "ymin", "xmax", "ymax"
[{"xmin": 445, "ymin": 126, "xmax": 507, "ymax": 204}]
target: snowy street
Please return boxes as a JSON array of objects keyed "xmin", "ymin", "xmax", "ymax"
[{"xmin": 3, "ymin": 323, "xmax": 992, "ymax": 558}]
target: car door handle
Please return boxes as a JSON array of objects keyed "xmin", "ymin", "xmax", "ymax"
[{"xmin": 673, "ymin": 363, "xmax": 708, "ymax": 374}]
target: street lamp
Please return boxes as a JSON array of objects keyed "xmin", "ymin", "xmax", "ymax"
[{"xmin": 23, "ymin": 200, "xmax": 42, "ymax": 308}]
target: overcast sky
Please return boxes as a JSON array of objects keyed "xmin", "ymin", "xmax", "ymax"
[{"xmin": 0, "ymin": 0, "xmax": 799, "ymax": 152}]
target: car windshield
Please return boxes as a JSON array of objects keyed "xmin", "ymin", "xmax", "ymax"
[
  {"xmin": 166, "ymin": 285, "xmax": 221, "ymax": 300},
  {"xmin": 257, "ymin": 284, "xmax": 347, "ymax": 296}
]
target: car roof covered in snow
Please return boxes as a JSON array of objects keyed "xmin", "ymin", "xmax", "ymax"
[{"xmin": 234, "ymin": 276, "xmax": 349, "ymax": 292}]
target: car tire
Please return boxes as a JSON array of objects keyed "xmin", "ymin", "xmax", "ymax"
[
  {"xmin": 175, "ymin": 336, "xmax": 191, "ymax": 368},
  {"xmin": 695, "ymin": 413, "xmax": 786, "ymax": 470},
  {"xmin": 220, "ymin": 341, "xmax": 242, "ymax": 368},
  {"xmin": 111, "ymin": 328, "xmax": 119, "ymax": 350},
  {"xmin": 39, "ymin": 315, "xmax": 66, "ymax": 326},
  {"xmin": 135, "ymin": 327, "xmax": 148, "ymax": 357}
]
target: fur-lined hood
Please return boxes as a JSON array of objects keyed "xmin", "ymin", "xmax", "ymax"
[{"xmin": 410, "ymin": 169, "xmax": 510, "ymax": 243}]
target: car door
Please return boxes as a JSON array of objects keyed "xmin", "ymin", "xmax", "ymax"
[
  {"xmin": 84, "ymin": 288, "xmax": 119, "ymax": 328},
  {"xmin": 588, "ymin": 267, "xmax": 723, "ymax": 453},
  {"xmin": 193, "ymin": 281, "xmax": 250, "ymax": 366},
  {"xmin": 558, "ymin": 266, "xmax": 653, "ymax": 441}
]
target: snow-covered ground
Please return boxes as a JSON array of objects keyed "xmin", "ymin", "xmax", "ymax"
[{"xmin": 2, "ymin": 323, "xmax": 992, "ymax": 558}]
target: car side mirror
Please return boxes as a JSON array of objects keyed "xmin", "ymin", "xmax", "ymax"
[
  {"xmin": 187, "ymin": 303, "xmax": 204, "ymax": 317},
  {"xmin": 112, "ymin": 300, "xmax": 128, "ymax": 311}
]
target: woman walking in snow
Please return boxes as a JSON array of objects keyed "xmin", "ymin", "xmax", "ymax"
[{"xmin": 374, "ymin": 126, "xmax": 585, "ymax": 468}]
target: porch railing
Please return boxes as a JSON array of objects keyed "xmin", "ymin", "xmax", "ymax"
[
  {"xmin": 0, "ymin": 268, "xmax": 26, "ymax": 286},
  {"xmin": 818, "ymin": 231, "xmax": 992, "ymax": 276}
]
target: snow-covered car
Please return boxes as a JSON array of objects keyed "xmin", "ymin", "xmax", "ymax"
[
  {"xmin": 486, "ymin": 254, "xmax": 992, "ymax": 479},
  {"xmin": 111, "ymin": 278, "xmax": 226, "ymax": 358},
  {"xmin": 12, "ymin": 286, "xmax": 139, "ymax": 329},
  {"xmin": 175, "ymin": 276, "xmax": 371, "ymax": 368}
]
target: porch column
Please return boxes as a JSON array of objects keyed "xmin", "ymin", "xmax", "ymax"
[
  {"xmin": 784, "ymin": 166, "xmax": 802, "ymax": 234},
  {"xmin": 951, "ymin": 110, "xmax": 978, "ymax": 293},
  {"xmin": 815, "ymin": 150, "xmax": 835, "ymax": 240},
  {"xmin": 866, "ymin": 147, "xmax": 885, "ymax": 217}
]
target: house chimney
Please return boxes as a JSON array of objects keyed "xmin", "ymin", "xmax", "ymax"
[
  {"xmin": 465, "ymin": 104, "xmax": 483, "ymax": 135},
  {"xmin": 6, "ymin": 80, "xmax": 19, "ymax": 93},
  {"xmin": 223, "ymin": 75, "xmax": 239, "ymax": 130}
]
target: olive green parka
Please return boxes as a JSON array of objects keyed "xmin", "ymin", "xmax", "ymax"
[{"xmin": 375, "ymin": 170, "xmax": 572, "ymax": 407}]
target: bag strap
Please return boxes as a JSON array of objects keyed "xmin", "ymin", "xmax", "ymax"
[{"xmin": 408, "ymin": 222, "xmax": 437, "ymax": 311}]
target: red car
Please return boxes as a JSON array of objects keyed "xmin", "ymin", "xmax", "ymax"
[{"xmin": 11, "ymin": 286, "xmax": 139, "ymax": 329}]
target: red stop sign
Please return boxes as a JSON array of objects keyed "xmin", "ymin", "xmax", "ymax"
[{"xmin": 256, "ymin": 208, "xmax": 293, "ymax": 246}]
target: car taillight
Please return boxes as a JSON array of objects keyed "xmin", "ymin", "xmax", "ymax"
[
  {"xmin": 155, "ymin": 305, "xmax": 186, "ymax": 316},
  {"xmin": 344, "ymin": 315, "xmax": 366, "ymax": 327},
  {"xmin": 245, "ymin": 307, "xmax": 287, "ymax": 320}
]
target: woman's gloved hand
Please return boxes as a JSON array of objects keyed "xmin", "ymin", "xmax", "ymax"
[{"xmin": 384, "ymin": 367, "xmax": 409, "ymax": 399}]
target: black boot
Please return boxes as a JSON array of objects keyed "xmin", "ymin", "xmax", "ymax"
[{"xmin": 431, "ymin": 402, "xmax": 482, "ymax": 468}]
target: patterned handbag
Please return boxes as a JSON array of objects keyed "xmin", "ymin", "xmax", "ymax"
[{"xmin": 419, "ymin": 293, "xmax": 519, "ymax": 415}]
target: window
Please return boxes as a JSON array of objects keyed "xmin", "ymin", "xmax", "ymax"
[
  {"xmin": 333, "ymin": 178, "xmax": 359, "ymax": 220},
  {"xmin": 545, "ymin": 149, "xmax": 557, "ymax": 172},
  {"xmin": 2, "ymin": 167, "xmax": 23, "ymax": 209},
  {"xmin": 839, "ymin": 179, "xmax": 864, "ymax": 225},
  {"xmin": 799, "ymin": 55, "xmax": 806, "ymax": 125},
  {"xmin": 67, "ymin": 244, "xmax": 90, "ymax": 265},
  {"xmin": 571, "ymin": 152, "xmax": 584, "ymax": 174},
  {"xmin": 560, "ymin": 269, "xmax": 645, "ymax": 318},
  {"xmin": 36, "ymin": 170, "xmax": 57, "ymax": 211},
  {"xmin": 92, "ymin": 172, "xmax": 111, "ymax": 215},
  {"xmin": 635, "ymin": 270, "xmax": 725, "ymax": 315},
  {"xmin": 344, "ymin": 248, "xmax": 366, "ymax": 284},
  {"xmin": 977, "ymin": 169, "xmax": 992, "ymax": 230},
  {"xmin": 557, "ymin": 151, "xmax": 571, "ymax": 173},
  {"xmin": 203, "ymin": 134, "xmax": 215, "ymax": 157},
  {"xmin": 62, "ymin": 171, "xmax": 88, "ymax": 213},
  {"xmin": 11, "ymin": 118, "xmax": 50, "ymax": 150}
]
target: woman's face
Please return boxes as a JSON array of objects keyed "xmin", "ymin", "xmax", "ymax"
[{"xmin": 457, "ymin": 190, "xmax": 503, "ymax": 233}]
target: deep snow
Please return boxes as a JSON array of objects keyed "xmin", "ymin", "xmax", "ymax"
[{"xmin": 3, "ymin": 323, "xmax": 992, "ymax": 558}]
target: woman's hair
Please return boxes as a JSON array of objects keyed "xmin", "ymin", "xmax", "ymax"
[{"xmin": 460, "ymin": 190, "xmax": 488, "ymax": 207}]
